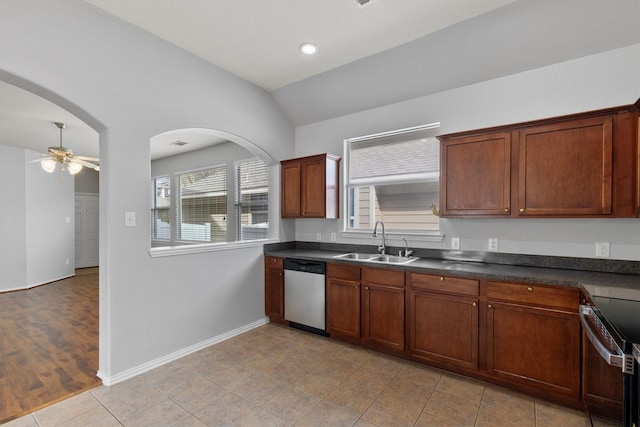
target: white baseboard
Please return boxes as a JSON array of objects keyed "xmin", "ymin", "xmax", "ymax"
[
  {"xmin": 97, "ymin": 317, "xmax": 269, "ymax": 386},
  {"xmin": 0, "ymin": 274, "xmax": 75, "ymax": 293}
]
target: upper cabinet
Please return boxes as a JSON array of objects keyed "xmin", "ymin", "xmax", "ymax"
[
  {"xmin": 281, "ymin": 153, "xmax": 341, "ymax": 218},
  {"xmin": 517, "ymin": 116, "xmax": 612, "ymax": 216},
  {"xmin": 440, "ymin": 132, "xmax": 512, "ymax": 216},
  {"xmin": 439, "ymin": 104, "xmax": 640, "ymax": 218}
]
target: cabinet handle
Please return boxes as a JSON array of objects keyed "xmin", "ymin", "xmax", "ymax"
[
  {"xmin": 527, "ymin": 286, "xmax": 534, "ymax": 292},
  {"xmin": 488, "ymin": 304, "xmax": 493, "ymax": 309},
  {"xmin": 504, "ymin": 208, "xmax": 509, "ymax": 213},
  {"xmin": 519, "ymin": 208, "xmax": 525, "ymax": 213},
  {"xmin": 472, "ymin": 302, "xmax": 477, "ymax": 307},
  {"xmin": 440, "ymin": 276, "xmax": 444, "ymax": 282}
]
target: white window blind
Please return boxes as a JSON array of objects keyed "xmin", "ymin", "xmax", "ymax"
[
  {"xmin": 178, "ymin": 165, "xmax": 227, "ymax": 242},
  {"xmin": 151, "ymin": 176, "xmax": 170, "ymax": 240},
  {"xmin": 345, "ymin": 123, "xmax": 440, "ymax": 232},
  {"xmin": 235, "ymin": 158, "xmax": 269, "ymax": 241}
]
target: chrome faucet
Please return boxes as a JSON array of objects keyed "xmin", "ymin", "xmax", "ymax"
[
  {"xmin": 400, "ymin": 236, "xmax": 413, "ymax": 258},
  {"xmin": 372, "ymin": 220, "xmax": 386, "ymax": 254}
]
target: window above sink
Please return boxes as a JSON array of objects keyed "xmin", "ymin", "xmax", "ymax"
[{"xmin": 343, "ymin": 123, "xmax": 441, "ymax": 236}]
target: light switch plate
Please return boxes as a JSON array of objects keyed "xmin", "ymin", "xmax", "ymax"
[
  {"xmin": 125, "ymin": 211, "xmax": 136, "ymax": 227},
  {"xmin": 316, "ymin": 232, "xmax": 322, "ymax": 241},
  {"xmin": 488, "ymin": 238, "xmax": 498, "ymax": 251}
]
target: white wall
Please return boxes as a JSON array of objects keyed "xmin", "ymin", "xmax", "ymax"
[
  {"xmin": 0, "ymin": 146, "xmax": 75, "ymax": 292},
  {"xmin": 25, "ymin": 150, "xmax": 76, "ymax": 286},
  {"xmin": 0, "ymin": 146, "xmax": 27, "ymax": 290},
  {"xmin": 0, "ymin": 0, "xmax": 293, "ymax": 381},
  {"xmin": 294, "ymin": 44, "xmax": 640, "ymax": 261}
]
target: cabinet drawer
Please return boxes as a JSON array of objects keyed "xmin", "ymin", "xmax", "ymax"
[
  {"xmin": 486, "ymin": 281, "xmax": 578, "ymax": 311},
  {"xmin": 362, "ymin": 267, "xmax": 404, "ymax": 287},
  {"xmin": 409, "ymin": 273, "xmax": 479, "ymax": 296},
  {"xmin": 265, "ymin": 256, "xmax": 283, "ymax": 269},
  {"xmin": 327, "ymin": 263, "xmax": 360, "ymax": 281}
]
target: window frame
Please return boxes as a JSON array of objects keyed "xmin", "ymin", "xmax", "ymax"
[
  {"xmin": 342, "ymin": 123, "xmax": 444, "ymax": 242},
  {"xmin": 150, "ymin": 157, "xmax": 272, "ymax": 256}
]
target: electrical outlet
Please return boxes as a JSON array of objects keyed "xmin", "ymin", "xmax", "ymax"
[
  {"xmin": 331, "ymin": 232, "xmax": 336, "ymax": 242},
  {"xmin": 451, "ymin": 237, "xmax": 460, "ymax": 250},
  {"xmin": 596, "ymin": 242, "xmax": 610, "ymax": 258},
  {"xmin": 316, "ymin": 232, "xmax": 322, "ymax": 241},
  {"xmin": 488, "ymin": 238, "xmax": 499, "ymax": 251}
]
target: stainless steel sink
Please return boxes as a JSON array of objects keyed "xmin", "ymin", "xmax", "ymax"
[
  {"xmin": 333, "ymin": 252, "xmax": 378, "ymax": 261},
  {"xmin": 334, "ymin": 252, "xmax": 418, "ymax": 265},
  {"xmin": 369, "ymin": 255, "xmax": 418, "ymax": 265}
]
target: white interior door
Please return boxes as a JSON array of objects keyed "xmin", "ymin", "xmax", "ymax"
[{"xmin": 75, "ymin": 193, "xmax": 99, "ymax": 268}]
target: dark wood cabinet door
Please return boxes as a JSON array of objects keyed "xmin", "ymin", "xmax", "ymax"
[
  {"xmin": 517, "ymin": 116, "xmax": 613, "ymax": 216},
  {"xmin": 281, "ymin": 160, "xmax": 301, "ymax": 217},
  {"xmin": 440, "ymin": 132, "xmax": 511, "ymax": 216},
  {"xmin": 326, "ymin": 278, "xmax": 360, "ymax": 338},
  {"xmin": 486, "ymin": 301, "xmax": 580, "ymax": 398},
  {"xmin": 362, "ymin": 283, "xmax": 405, "ymax": 351},
  {"xmin": 408, "ymin": 290, "xmax": 478, "ymax": 370},
  {"xmin": 300, "ymin": 157, "xmax": 326, "ymax": 217},
  {"xmin": 582, "ymin": 332, "xmax": 623, "ymax": 420},
  {"xmin": 264, "ymin": 257, "xmax": 285, "ymax": 324}
]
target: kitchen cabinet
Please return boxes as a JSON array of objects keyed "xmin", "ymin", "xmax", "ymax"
[
  {"xmin": 517, "ymin": 116, "xmax": 612, "ymax": 216},
  {"xmin": 440, "ymin": 132, "xmax": 512, "ymax": 216},
  {"xmin": 326, "ymin": 263, "xmax": 361, "ymax": 339},
  {"xmin": 264, "ymin": 256, "xmax": 285, "ymax": 324},
  {"xmin": 407, "ymin": 273, "xmax": 479, "ymax": 370},
  {"xmin": 484, "ymin": 281, "xmax": 581, "ymax": 399},
  {"xmin": 361, "ymin": 267, "xmax": 405, "ymax": 352},
  {"xmin": 438, "ymin": 105, "xmax": 640, "ymax": 218},
  {"xmin": 281, "ymin": 153, "xmax": 340, "ymax": 218}
]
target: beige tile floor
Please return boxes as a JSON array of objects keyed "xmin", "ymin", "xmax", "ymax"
[{"xmin": 4, "ymin": 323, "xmax": 620, "ymax": 427}]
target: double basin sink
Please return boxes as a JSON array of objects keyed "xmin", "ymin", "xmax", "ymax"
[{"xmin": 333, "ymin": 252, "xmax": 418, "ymax": 265}]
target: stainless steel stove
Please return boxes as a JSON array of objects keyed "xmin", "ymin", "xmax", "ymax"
[{"xmin": 581, "ymin": 292, "xmax": 640, "ymax": 427}]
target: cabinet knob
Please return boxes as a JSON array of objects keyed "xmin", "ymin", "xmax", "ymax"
[
  {"xmin": 365, "ymin": 286, "xmax": 369, "ymax": 290},
  {"xmin": 355, "ymin": 285, "xmax": 359, "ymax": 289},
  {"xmin": 527, "ymin": 286, "xmax": 534, "ymax": 292},
  {"xmin": 504, "ymin": 208, "xmax": 509, "ymax": 213},
  {"xmin": 519, "ymin": 208, "xmax": 525, "ymax": 213},
  {"xmin": 440, "ymin": 276, "xmax": 444, "ymax": 282},
  {"xmin": 488, "ymin": 304, "xmax": 493, "ymax": 309},
  {"xmin": 472, "ymin": 302, "xmax": 477, "ymax": 307}
]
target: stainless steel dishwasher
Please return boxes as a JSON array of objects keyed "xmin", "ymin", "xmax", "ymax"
[{"xmin": 284, "ymin": 258, "xmax": 327, "ymax": 336}]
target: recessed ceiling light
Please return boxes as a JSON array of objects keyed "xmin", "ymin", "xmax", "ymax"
[{"xmin": 299, "ymin": 42, "xmax": 318, "ymax": 55}]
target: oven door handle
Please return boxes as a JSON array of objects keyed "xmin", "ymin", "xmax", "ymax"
[{"xmin": 579, "ymin": 304, "xmax": 624, "ymax": 368}]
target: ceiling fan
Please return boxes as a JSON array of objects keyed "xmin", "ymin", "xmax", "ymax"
[{"xmin": 39, "ymin": 122, "xmax": 99, "ymax": 176}]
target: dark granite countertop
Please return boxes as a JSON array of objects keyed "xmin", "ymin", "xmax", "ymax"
[{"xmin": 264, "ymin": 242, "xmax": 640, "ymax": 301}]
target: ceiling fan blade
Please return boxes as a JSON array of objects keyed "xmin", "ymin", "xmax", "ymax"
[
  {"xmin": 72, "ymin": 158, "xmax": 100, "ymax": 170},
  {"xmin": 74, "ymin": 155, "xmax": 100, "ymax": 162}
]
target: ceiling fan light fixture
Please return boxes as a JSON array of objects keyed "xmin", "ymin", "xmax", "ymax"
[
  {"xmin": 41, "ymin": 158, "xmax": 57, "ymax": 173},
  {"xmin": 68, "ymin": 161, "xmax": 83, "ymax": 175}
]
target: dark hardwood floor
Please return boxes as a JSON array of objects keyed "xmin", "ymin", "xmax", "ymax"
[{"xmin": 0, "ymin": 269, "xmax": 100, "ymax": 424}]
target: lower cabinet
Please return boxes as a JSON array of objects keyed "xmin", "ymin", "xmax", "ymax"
[
  {"xmin": 327, "ymin": 264, "xmax": 405, "ymax": 352},
  {"xmin": 264, "ymin": 256, "xmax": 285, "ymax": 324},
  {"xmin": 407, "ymin": 273, "xmax": 479, "ymax": 370},
  {"xmin": 361, "ymin": 267, "xmax": 405, "ymax": 352},
  {"xmin": 485, "ymin": 281, "xmax": 581, "ymax": 399},
  {"xmin": 326, "ymin": 263, "xmax": 361, "ymax": 338}
]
